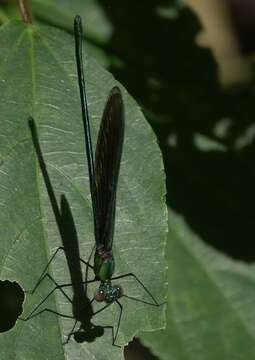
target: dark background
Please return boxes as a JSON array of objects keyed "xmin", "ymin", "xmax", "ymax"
[
  {"xmin": 97, "ymin": 0, "xmax": 255, "ymax": 263},
  {"xmin": 92, "ymin": 1, "xmax": 255, "ymax": 358}
]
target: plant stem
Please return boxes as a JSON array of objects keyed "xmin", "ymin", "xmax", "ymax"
[{"xmin": 17, "ymin": 0, "xmax": 32, "ymax": 24}]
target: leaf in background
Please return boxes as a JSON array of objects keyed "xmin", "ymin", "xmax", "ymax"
[
  {"xmin": 0, "ymin": 3, "xmax": 22, "ymax": 25},
  {"xmin": 31, "ymin": 0, "xmax": 112, "ymax": 67},
  {"xmin": 0, "ymin": 20, "xmax": 167, "ymax": 359},
  {"xmin": 140, "ymin": 209, "xmax": 255, "ymax": 360},
  {"xmin": 156, "ymin": 0, "xmax": 184, "ymax": 20},
  {"xmin": 0, "ymin": 1, "xmax": 111, "ymax": 68},
  {"xmin": 30, "ymin": 0, "xmax": 113, "ymax": 44}
]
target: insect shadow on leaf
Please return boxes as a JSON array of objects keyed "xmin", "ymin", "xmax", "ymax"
[
  {"xmin": 20, "ymin": 15, "xmax": 164, "ymax": 347},
  {"xmin": 19, "ymin": 117, "xmax": 115, "ymax": 345}
]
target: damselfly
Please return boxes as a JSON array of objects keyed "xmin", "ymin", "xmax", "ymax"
[
  {"xmin": 21, "ymin": 15, "xmax": 162, "ymax": 347},
  {"xmin": 74, "ymin": 15, "xmax": 162, "ymax": 345}
]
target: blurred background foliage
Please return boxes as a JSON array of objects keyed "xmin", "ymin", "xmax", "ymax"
[{"xmin": 1, "ymin": 0, "xmax": 255, "ymax": 359}]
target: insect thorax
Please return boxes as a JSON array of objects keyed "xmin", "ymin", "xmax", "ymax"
[{"xmin": 94, "ymin": 247, "xmax": 115, "ymax": 281}]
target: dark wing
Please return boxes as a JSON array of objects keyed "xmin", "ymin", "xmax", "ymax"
[{"xmin": 95, "ymin": 86, "xmax": 124, "ymax": 251}]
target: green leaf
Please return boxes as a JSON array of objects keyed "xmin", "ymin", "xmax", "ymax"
[
  {"xmin": 31, "ymin": 1, "xmax": 112, "ymax": 67},
  {"xmin": 156, "ymin": 0, "xmax": 185, "ymax": 20},
  {"xmin": 0, "ymin": 20, "xmax": 167, "ymax": 359},
  {"xmin": 31, "ymin": 0, "xmax": 113, "ymax": 44},
  {"xmin": 0, "ymin": 4, "xmax": 20, "ymax": 24},
  {"xmin": 140, "ymin": 209, "xmax": 255, "ymax": 360},
  {"xmin": 83, "ymin": 40, "xmax": 111, "ymax": 68}
]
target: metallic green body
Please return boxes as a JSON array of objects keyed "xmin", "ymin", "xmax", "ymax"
[
  {"xmin": 94, "ymin": 252, "xmax": 120, "ymax": 303},
  {"xmin": 94, "ymin": 252, "xmax": 115, "ymax": 281}
]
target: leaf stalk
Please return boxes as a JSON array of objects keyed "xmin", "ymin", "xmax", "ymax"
[{"xmin": 17, "ymin": 0, "xmax": 32, "ymax": 24}]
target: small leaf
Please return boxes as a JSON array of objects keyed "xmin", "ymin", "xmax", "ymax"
[
  {"xmin": 0, "ymin": 20, "xmax": 167, "ymax": 359},
  {"xmin": 140, "ymin": 209, "xmax": 255, "ymax": 360}
]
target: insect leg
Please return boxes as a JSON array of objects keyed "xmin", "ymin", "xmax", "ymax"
[
  {"xmin": 28, "ymin": 246, "xmax": 94, "ymax": 295},
  {"xmin": 20, "ymin": 307, "xmax": 75, "ymax": 321},
  {"xmin": 102, "ymin": 325, "xmax": 120, "ymax": 348},
  {"xmin": 63, "ymin": 320, "xmax": 79, "ymax": 345},
  {"xmin": 112, "ymin": 299, "xmax": 122, "ymax": 347},
  {"xmin": 20, "ymin": 274, "xmax": 73, "ymax": 320},
  {"xmin": 27, "ymin": 246, "xmax": 65, "ymax": 294},
  {"xmin": 91, "ymin": 299, "xmax": 122, "ymax": 347},
  {"xmin": 112, "ymin": 273, "xmax": 163, "ymax": 306}
]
